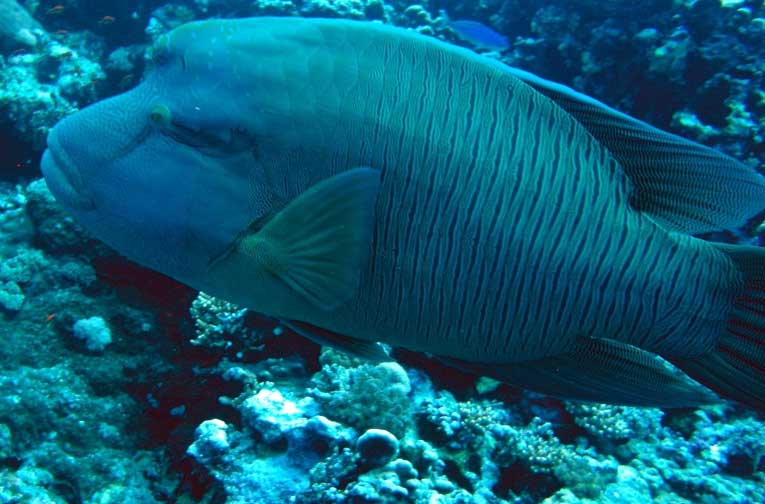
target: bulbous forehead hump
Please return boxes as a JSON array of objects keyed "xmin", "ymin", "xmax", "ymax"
[{"xmin": 151, "ymin": 17, "xmax": 331, "ymax": 65}]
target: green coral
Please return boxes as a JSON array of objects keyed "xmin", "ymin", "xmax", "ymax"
[
  {"xmin": 693, "ymin": 415, "xmax": 765, "ymax": 476},
  {"xmin": 0, "ymin": 281, "xmax": 24, "ymax": 312},
  {"xmin": 189, "ymin": 292, "xmax": 260, "ymax": 349},
  {"xmin": 0, "ymin": 61, "xmax": 73, "ymax": 148},
  {"xmin": 417, "ymin": 391, "xmax": 511, "ymax": 453},
  {"xmin": 565, "ymin": 402, "xmax": 663, "ymax": 442},
  {"xmin": 492, "ymin": 418, "xmax": 618, "ymax": 499},
  {"xmin": 301, "ymin": 0, "xmax": 387, "ymax": 19},
  {"xmin": 310, "ymin": 348, "xmax": 412, "ymax": 437},
  {"xmin": 493, "ymin": 418, "xmax": 576, "ymax": 473},
  {"xmin": 671, "ymin": 110, "xmax": 719, "ymax": 141}
]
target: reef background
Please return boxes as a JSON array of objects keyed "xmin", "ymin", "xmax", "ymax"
[{"xmin": 1, "ymin": 1, "xmax": 764, "ymax": 503}]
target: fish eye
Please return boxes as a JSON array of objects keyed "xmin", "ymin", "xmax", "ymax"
[
  {"xmin": 149, "ymin": 104, "xmax": 172, "ymax": 126},
  {"xmin": 148, "ymin": 102, "xmax": 255, "ymax": 155}
]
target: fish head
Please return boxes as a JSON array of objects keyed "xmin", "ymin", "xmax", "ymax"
[{"xmin": 39, "ymin": 20, "xmax": 296, "ymax": 287}]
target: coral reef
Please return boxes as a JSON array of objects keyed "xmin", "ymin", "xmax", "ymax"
[
  {"xmin": 310, "ymin": 349, "xmax": 413, "ymax": 438},
  {"xmin": 0, "ymin": 37, "xmax": 104, "ymax": 149},
  {"xmin": 0, "ymin": 0, "xmax": 764, "ymax": 503},
  {"xmin": 73, "ymin": 315, "xmax": 113, "ymax": 352},
  {"xmin": 0, "ymin": 0, "xmax": 43, "ymax": 54},
  {"xmin": 189, "ymin": 291, "xmax": 251, "ymax": 348}
]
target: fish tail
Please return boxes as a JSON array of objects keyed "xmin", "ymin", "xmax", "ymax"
[{"xmin": 670, "ymin": 243, "xmax": 765, "ymax": 410}]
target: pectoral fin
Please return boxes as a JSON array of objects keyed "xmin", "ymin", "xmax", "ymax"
[
  {"xmin": 212, "ymin": 167, "xmax": 381, "ymax": 311},
  {"xmin": 282, "ymin": 319, "xmax": 391, "ymax": 362}
]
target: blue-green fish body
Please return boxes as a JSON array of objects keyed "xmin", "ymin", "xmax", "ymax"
[{"xmin": 42, "ymin": 18, "xmax": 765, "ymax": 409}]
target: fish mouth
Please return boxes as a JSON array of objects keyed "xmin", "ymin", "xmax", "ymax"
[{"xmin": 41, "ymin": 128, "xmax": 96, "ymax": 211}]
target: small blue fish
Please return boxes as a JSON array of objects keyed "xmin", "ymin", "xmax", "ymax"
[{"xmin": 448, "ymin": 19, "xmax": 509, "ymax": 52}]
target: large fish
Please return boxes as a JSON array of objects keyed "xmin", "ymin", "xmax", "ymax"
[{"xmin": 41, "ymin": 17, "xmax": 765, "ymax": 409}]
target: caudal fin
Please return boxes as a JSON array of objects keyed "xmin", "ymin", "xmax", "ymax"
[{"xmin": 670, "ymin": 243, "xmax": 765, "ymax": 410}]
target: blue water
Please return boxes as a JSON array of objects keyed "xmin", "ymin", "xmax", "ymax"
[{"xmin": 0, "ymin": 1, "xmax": 763, "ymax": 503}]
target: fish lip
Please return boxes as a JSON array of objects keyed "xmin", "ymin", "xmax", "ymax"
[{"xmin": 42, "ymin": 128, "xmax": 96, "ymax": 211}]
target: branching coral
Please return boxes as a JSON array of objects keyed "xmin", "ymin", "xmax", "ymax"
[
  {"xmin": 310, "ymin": 349, "xmax": 412, "ymax": 438},
  {"xmin": 189, "ymin": 292, "xmax": 252, "ymax": 348},
  {"xmin": 565, "ymin": 402, "xmax": 663, "ymax": 442}
]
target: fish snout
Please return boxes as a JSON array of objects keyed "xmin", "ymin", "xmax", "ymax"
[{"xmin": 41, "ymin": 125, "xmax": 96, "ymax": 211}]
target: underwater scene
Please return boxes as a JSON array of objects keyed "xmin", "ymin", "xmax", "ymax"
[{"xmin": 2, "ymin": 0, "xmax": 765, "ymax": 503}]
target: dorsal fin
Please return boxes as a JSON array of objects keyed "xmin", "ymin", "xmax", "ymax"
[{"xmin": 504, "ymin": 66, "xmax": 765, "ymax": 235}]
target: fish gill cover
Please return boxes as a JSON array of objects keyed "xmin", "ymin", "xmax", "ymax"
[{"xmin": 0, "ymin": 1, "xmax": 765, "ymax": 503}]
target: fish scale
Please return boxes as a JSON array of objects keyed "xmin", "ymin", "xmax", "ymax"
[
  {"xmin": 328, "ymin": 31, "xmax": 654, "ymax": 360},
  {"xmin": 303, "ymin": 21, "xmax": 739, "ymax": 379}
]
